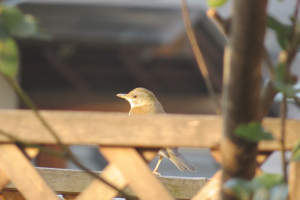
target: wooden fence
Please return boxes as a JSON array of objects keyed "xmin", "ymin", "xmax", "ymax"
[{"xmin": 0, "ymin": 110, "xmax": 298, "ymax": 200}]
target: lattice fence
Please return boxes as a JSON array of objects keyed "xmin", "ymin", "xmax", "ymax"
[{"xmin": 0, "ymin": 110, "xmax": 298, "ymax": 200}]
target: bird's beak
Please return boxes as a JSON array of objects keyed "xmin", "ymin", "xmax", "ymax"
[{"xmin": 116, "ymin": 93, "xmax": 128, "ymax": 99}]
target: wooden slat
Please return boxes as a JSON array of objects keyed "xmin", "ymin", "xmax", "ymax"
[
  {"xmin": 289, "ymin": 161, "xmax": 300, "ymax": 200},
  {"xmin": 100, "ymin": 147, "xmax": 173, "ymax": 200},
  {"xmin": 63, "ymin": 194, "xmax": 77, "ymax": 200},
  {"xmin": 4, "ymin": 167, "xmax": 209, "ymax": 199},
  {"xmin": 0, "ymin": 110, "xmax": 297, "ymax": 150},
  {"xmin": 0, "ymin": 145, "xmax": 59, "ymax": 200},
  {"xmin": 0, "ymin": 170, "xmax": 9, "ymax": 192},
  {"xmin": 0, "ymin": 147, "xmax": 39, "ymax": 192},
  {"xmin": 75, "ymin": 164, "xmax": 128, "ymax": 200},
  {"xmin": 192, "ymin": 170, "xmax": 221, "ymax": 200}
]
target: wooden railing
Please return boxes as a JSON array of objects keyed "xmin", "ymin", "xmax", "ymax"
[
  {"xmin": 3, "ymin": 167, "xmax": 209, "ymax": 200},
  {"xmin": 0, "ymin": 110, "xmax": 299, "ymax": 200}
]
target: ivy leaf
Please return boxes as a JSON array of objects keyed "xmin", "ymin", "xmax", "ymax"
[
  {"xmin": 269, "ymin": 184, "xmax": 288, "ymax": 200},
  {"xmin": 0, "ymin": 6, "xmax": 38, "ymax": 40},
  {"xmin": 272, "ymin": 81, "xmax": 300, "ymax": 98},
  {"xmin": 253, "ymin": 187, "xmax": 270, "ymax": 200},
  {"xmin": 207, "ymin": 0, "xmax": 228, "ymax": 7},
  {"xmin": 224, "ymin": 178, "xmax": 252, "ymax": 200},
  {"xmin": 267, "ymin": 15, "xmax": 291, "ymax": 50},
  {"xmin": 235, "ymin": 122, "xmax": 274, "ymax": 143},
  {"xmin": 3, "ymin": 0, "xmax": 25, "ymax": 6},
  {"xmin": 274, "ymin": 63, "xmax": 286, "ymax": 83},
  {"xmin": 292, "ymin": 139, "xmax": 300, "ymax": 161},
  {"xmin": 0, "ymin": 38, "xmax": 19, "ymax": 78},
  {"xmin": 251, "ymin": 174, "xmax": 284, "ymax": 190}
]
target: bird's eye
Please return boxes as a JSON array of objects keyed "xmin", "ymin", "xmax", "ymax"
[{"xmin": 133, "ymin": 95, "xmax": 137, "ymax": 98}]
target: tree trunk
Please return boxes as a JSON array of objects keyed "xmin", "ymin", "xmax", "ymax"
[{"xmin": 221, "ymin": 0, "xmax": 268, "ymax": 199}]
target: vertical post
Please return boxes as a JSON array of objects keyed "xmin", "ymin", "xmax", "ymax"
[{"xmin": 221, "ymin": 0, "xmax": 268, "ymax": 199}]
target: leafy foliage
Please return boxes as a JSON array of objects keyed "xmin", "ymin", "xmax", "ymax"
[
  {"xmin": 0, "ymin": 6, "xmax": 38, "ymax": 40},
  {"xmin": 269, "ymin": 185, "xmax": 288, "ymax": 200},
  {"xmin": 225, "ymin": 174, "xmax": 287, "ymax": 200},
  {"xmin": 207, "ymin": 0, "xmax": 228, "ymax": 7},
  {"xmin": 272, "ymin": 81, "xmax": 300, "ymax": 98},
  {"xmin": 0, "ymin": 38, "xmax": 18, "ymax": 78},
  {"xmin": 224, "ymin": 178, "xmax": 252, "ymax": 200},
  {"xmin": 251, "ymin": 174, "xmax": 284, "ymax": 190},
  {"xmin": 235, "ymin": 122, "xmax": 274, "ymax": 143},
  {"xmin": 267, "ymin": 15, "xmax": 291, "ymax": 50}
]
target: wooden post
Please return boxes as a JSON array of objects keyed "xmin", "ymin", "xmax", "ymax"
[{"xmin": 289, "ymin": 161, "xmax": 300, "ymax": 200}]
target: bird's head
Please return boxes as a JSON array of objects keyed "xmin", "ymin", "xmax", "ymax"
[{"xmin": 117, "ymin": 87, "xmax": 158, "ymax": 108}]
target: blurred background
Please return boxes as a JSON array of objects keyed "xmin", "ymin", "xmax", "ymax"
[{"xmin": 0, "ymin": 0, "xmax": 298, "ymax": 178}]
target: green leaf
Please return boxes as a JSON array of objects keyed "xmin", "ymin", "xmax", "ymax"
[
  {"xmin": 0, "ymin": 38, "xmax": 19, "ymax": 78},
  {"xmin": 0, "ymin": 6, "xmax": 38, "ymax": 39},
  {"xmin": 253, "ymin": 187, "xmax": 270, "ymax": 200},
  {"xmin": 235, "ymin": 122, "xmax": 274, "ymax": 143},
  {"xmin": 207, "ymin": 0, "xmax": 228, "ymax": 7},
  {"xmin": 251, "ymin": 174, "xmax": 284, "ymax": 190},
  {"xmin": 270, "ymin": 184, "xmax": 288, "ymax": 200},
  {"xmin": 267, "ymin": 15, "xmax": 291, "ymax": 50},
  {"xmin": 272, "ymin": 81, "xmax": 300, "ymax": 98},
  {"xmin": 224, "ymin": 178, "xmax": 252, "ymax": 200},
  {"xmin": 292, "ymin": 139, "xmax": 300, "ymax": 161},
  {"xmin": 267, "ymin": 15, "xmax": 291, "ymax": 34},
  {"xmin": 3, "ymin": 0, "xmax": 25, "ymax": 6},
  {"xmin": 276, "ymin": 32, "xmax": 290, "ymax": 50},
  {"xmin": 274, "ymin": 63, "xmax": 286, "ymax": 83}
]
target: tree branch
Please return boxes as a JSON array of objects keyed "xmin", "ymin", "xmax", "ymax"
[
  {"xmin": 180, "ymin": 0, "xmax": 221, "ymax": 115},
  {"xmin": 221, "ymin": 1, "xmax": 268, "ymax": 200},
  {"xmin": 279, "ymin": 97, "xmax": 288, "ymax": 183}
]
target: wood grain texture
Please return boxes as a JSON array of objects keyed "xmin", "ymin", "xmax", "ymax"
[
  {"xmin": 289, "ymin": 161, "xmax": 300, "ymax": 200},
  {"xmin": 0, "ymin": 145, "xmax": 59, "ymax": 200},
  {"xmin": 100, "ymin": 147, "xmax": 173, "ymax": 200},
  {"xmin": 192, "ymin": 170, "xmax": 221, "ymax": 200},
  {"xmin": 75, "ymin": 164, "xmax": 128, "ymax": 200},
  {"xmin": 0, "ymin": 147, "xmax": 39, "ymax": 192},
  {"xmin": 0, "ymin": 110, "xmax": 298, "ymax": 150},
  {"xmin": 4, "ymin": 167, "xmax": 209, "ymax": 199},
  {"xmin": 0, "ymin": 170, "xmax": 9, "ymax": 192}
]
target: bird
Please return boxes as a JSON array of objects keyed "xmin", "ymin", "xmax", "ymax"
[{"xmin": 117, "ymin": 87, "xmax": 197, "ymax": 176}]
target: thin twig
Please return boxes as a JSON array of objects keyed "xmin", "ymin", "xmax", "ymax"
[
  {"xmin": 290, "ymin": 0, "xmax": 300, "ymax": 43},
  {"xmin": 2, "ymin": 76, "xmax": 131, "ymax": 198},
  {"xmin": 279, "ymin": 97, "xmax": 288, "ymax": 183},
  {"xmin": 206, "ymin": 8, "xmax": 230, "ymax": 36},
  {"xmin": 264, "ymin": 47, "xmax": 275, "ymax": 80},
  {"xmin": 180, "ymin": 0, "xmax": 221, "ymax": 115}
]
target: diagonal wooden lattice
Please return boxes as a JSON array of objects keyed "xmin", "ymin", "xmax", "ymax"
[
  {"xmin": 0, "ymin": 145, "xmax": 58, "ymax": 200},
  {"xmin": 0, "ymin": 110, "xmax": 299, "ymax": 200}
]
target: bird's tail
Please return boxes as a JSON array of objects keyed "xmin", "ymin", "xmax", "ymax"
[{"xmin": 169, "ymin": 153, "xmax": 197, "ymax": 172}]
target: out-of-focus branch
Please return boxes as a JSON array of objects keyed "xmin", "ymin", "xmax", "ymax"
[
  {"xmin": 221, "ymin": 1, "xmax": 268, "ymax": 200},
  {"xmin": 290, "ymin": 0, "xmax": 300, "ymax": 43},
  {"xmin": 206, "ymin": 8, "xmax": 231, "ymax": 36},
  {"xmin": 279, "ymin": 97, "xmax": 288, "ymax": 183},
  {"xmin": 207, "ymin": 8, "xmax": 277, "ymax": 122},
  {"xmin": 180, "ymin": 0, "xmax": 221, "ymax": 115}
]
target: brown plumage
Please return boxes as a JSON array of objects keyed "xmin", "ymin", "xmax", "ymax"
[{"xmin": 117, "ymin": 87, "xmax": 197, "ymax": 174}]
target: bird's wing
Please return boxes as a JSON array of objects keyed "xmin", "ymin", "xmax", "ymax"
[
  {"xmin": 158, "ymin": 149, "xmax": 170, "ymax": 158},
  {"xmin": 166, "ymin": 148, "xmax": 197, "ymax": 172}
]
